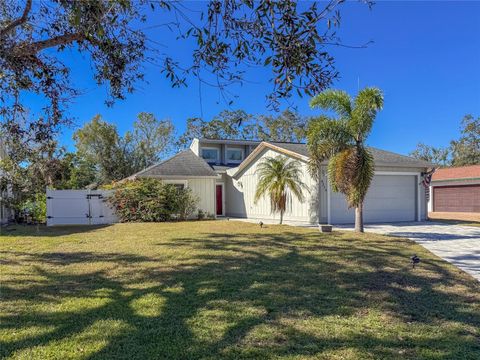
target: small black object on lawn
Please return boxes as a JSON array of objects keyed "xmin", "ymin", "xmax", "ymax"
[
  {"xmin": 259, "ymin": 221, "xmax": 264, "ymax": 228},
  {"xmin": 411, "ymin": 254, "xmax": 420, "ymax": 269}
]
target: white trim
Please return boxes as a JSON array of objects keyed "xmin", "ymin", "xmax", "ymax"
[
  {"xmin": 225, "ymin": 147, "xmax": 244, "ymax": 164},
  {"xmin": 327, "ymin": 175, "xmax": 331, "ymax": 225},
  {"xmin": 162, "ymin": 179, "xmax": 188, "ymax": 188},
  {"xmin": 416, "ymin": 174, "xmax": 421, "ymax": 221},
  {"xmin": 215, "ymin": 182, "xmax": 225, "ymax": 216},
  {"xmin": 140, "ymin": 175, "xmax": 219, "ymax": 179},
  {"xmin": 201, "ymin": 147, "xmax": 220, "ymax": 164},
  {"xmin": 374, "ymin": 171, "xmax": 421, "ymax": 176}
]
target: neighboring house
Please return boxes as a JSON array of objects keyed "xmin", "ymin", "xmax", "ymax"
[
  {"xmin": 128, "ymin": 138, "xmax": 433, "ymax": 225},
  {"xmin": 0, "ymin": 138, "xmax": 12, "ymax": 224},
  {"xmin": 428, "ymin": 165, "xmax": 480, "ymax": 213}
]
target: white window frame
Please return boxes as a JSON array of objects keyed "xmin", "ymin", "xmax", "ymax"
[
  {"xmin": 225, "ymin": 147, "xmax": 244, "ymax": 164},
  {"xmin": 201, "ymin": 147, "xmax": 220, "ymax": 164},
  {"xmin": 162, "ymin": 180, "xmax": 188, "ymax": 189}
]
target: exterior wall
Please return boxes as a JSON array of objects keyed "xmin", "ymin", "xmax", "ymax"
[
  {"xmin": 187, "ymin": 178, "xmax": 216, "ymax": 216},
  {"xmin": 226, "ymin": 148, "xmax": 319, "ymax": 224}
]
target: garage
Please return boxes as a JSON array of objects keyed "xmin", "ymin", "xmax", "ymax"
[
  {"xmin": 330, "ymin": 174, "xmax": 418, "ymax": 224},
  {"xmin": 433, "ymin": 185, "xmax": 480, "ymax": 212}
]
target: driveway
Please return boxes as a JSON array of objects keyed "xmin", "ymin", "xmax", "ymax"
[{"xmin": 338, "ymin": 222, "xmax": 480, "ymax": 281}]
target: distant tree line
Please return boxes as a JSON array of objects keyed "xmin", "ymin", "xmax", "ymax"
[{"xmin": 409, "ymin": 114, "xmax": 479, "ymax": 167}]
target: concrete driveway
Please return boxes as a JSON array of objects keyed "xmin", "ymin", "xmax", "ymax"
[{"xmin": 339, "ymin": 222, "xmax": 480, "ymax": 281}]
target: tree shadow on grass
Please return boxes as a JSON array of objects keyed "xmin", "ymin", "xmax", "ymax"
[{"xmin": 1, "ymin": 230, "xmax": 479, "ymax": 359}]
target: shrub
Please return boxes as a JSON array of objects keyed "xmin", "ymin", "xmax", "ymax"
[
  {"xmin": 19, "ymin": 193, "xmax": 47, "ymax": 223},
  {"xmin": 107, "ymin": 178, "xmax": 199, "ymax": 222}
]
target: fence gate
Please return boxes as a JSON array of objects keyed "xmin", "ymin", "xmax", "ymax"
[{"xmin": 46, "ymin": 190, "xmax": 117, "ymax": 226}]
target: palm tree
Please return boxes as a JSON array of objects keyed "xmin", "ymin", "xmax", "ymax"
[
  {"xmin": 254, "ymin": 156, "xmax": 308, "ymax": 224},
  {"xmin": 307, "ymin": 87, "xmax": 384, "ymax": 232}
]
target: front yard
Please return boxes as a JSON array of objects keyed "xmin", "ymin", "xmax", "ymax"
[{"xmin": 1, "ymin": 221, "xmax": 479, "ymax": 359}]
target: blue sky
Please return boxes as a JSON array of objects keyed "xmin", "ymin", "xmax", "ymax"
[{"xmin": 54, "ymin": 1, "xmax": 480, "ymax": 155}]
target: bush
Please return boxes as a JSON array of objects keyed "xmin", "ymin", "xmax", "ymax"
[
  {"xmin": 107, "ymin": 178, "xmax": 199, "ymax": 222},
  {"xmin": 19, "ymin": 193, "xmax": 47, "ymax": 223}
]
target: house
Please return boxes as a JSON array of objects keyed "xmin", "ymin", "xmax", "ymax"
[
  {"xmin": 128, "ymin": 138, "xmax": 433, "ymax": 224},
  {"xmin": 428, "ymin": 165, "xmax": 480, "ymax": 213}
]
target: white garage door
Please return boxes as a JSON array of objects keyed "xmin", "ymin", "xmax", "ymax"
[{"xmin": 330, "ymin": 175, "xmax": 417, "ymax": 224}]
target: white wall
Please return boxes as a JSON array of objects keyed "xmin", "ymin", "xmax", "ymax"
[
  {"xmin": 187, "ymin": 178, "xmax": 216, "ymax": 216},
  {"xmin": 226, "ymin": 148, "xmax": 319, "ymax": 223}
]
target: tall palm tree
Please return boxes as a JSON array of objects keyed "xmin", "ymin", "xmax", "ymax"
[
  {"xmin": 307, "ymin": 87, "xmax": 384, "ymax": 232},
  {"xmin": 254, "ymin": 156, "xmax": 308, "ymax": 224}
]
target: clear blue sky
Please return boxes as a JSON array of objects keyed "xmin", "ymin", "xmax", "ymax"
[{"xmin": 55, "ymin": 1, "xmax": 480, "ymax": 156}]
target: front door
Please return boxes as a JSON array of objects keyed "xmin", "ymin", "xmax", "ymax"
[{"xmin": 216, "ymin": 184, "xmax": 223, "ymax": 216}]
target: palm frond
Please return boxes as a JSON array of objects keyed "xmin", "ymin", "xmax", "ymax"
[
  {"xmin": 309, "ymin": 90, "xmax": 352, "ymax": 118},
  {"xmin": 254, "ymin": 156, "xmax": 307, "ymax": 216},
  {"xmin": 350, "ymin": 87, "xmax": 384, "ymax": 140}
]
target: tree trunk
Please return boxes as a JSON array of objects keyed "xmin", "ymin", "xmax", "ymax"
[
  {"xmin": 279, "ymin": 211, "xmax": 284, "ymax": 224},
  {"xmin": 355, "ymin": 203, "xmax": 364, "ymax": 233}
]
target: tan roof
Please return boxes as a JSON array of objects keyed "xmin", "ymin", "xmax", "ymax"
[{"xmin": 432, "ymin": 165, "xmax": 480, "ymax": 181}]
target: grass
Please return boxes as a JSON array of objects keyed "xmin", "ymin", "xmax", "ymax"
[{"xmin": 1, "ymin": 221, "xmax": 479, "ymax": 359}]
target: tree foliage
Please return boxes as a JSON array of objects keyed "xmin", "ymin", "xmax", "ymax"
[
  {"xmin": 74, "ymin": 113, "xmax": 174, "ymax": 183},
  {"xmin": 451, "ymin": 114, "xmax": 480, "ymax": 166},
  {"xmin": 177, "ymin": 109, "xmax": 307, "ymax": 147},
  {"xmin": 409, "ymin": 114, "xmax": 479, "ymax": 167},
  {"xmin": 409, "ymin": 143, "xmax": 450, "ymax": 166},
  {"xmin": 254, "ymin": 155, "xmax": 307, "ymax": 224},
  {"xmin": 107, "ymin": 178, "xmax": 199, "ymax": 222},
  {"xmin": 307, "ymin": 87, "xmax": 384, "ymax": 232},
  {"xmin": 1, "ymin": 0, "xmax": 370, "ymax": 146}
]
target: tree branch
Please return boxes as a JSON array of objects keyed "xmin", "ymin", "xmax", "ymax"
[
  {"xmin": 21, "ymin": 32, "xmax": 85, "ymax": 54},
  {"xmin": 0, "ymin": 0, "xmax": 32, "ymax": 38}
]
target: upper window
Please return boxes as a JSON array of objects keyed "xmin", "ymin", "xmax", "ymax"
[
  {"xmin": 226, "ymin": 148, "xmax": 243, "ymax": 163},
  {"xmin": 201, "ymin": 148, "xmax": 219, "ymax": 163}
]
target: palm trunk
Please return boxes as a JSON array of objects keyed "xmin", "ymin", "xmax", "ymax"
[
  {"xmin": 355, "ymin": 203, "xmax": 364, "ymax": 233},
  {"xmin": 279, "ymin": 210, "xmax": 284, "ymax": 224}
]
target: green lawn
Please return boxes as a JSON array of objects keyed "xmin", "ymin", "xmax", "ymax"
[{"xmin": 1, "ymin": 221, "xmax": 479, "ymax": 359}]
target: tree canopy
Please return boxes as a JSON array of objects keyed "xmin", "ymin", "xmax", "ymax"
[{"xmin": 1, "ymin": 0, "xmax": 371, "ymax": 144}]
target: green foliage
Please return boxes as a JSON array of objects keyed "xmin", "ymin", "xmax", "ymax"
[
  {"xmin": 107, "ymin": 178, "xmax": 199, "ymax": 222},
  {"xmin": 451, "ymin": 114, "xmax": 480, "ymax": 166},
  {"xmin": 308, "ymin": 87, "xmax": 384, "ymax": 232},
  {"xmin": 74, "ymin": 114, "xmax": 175, "ymax": 184},
  {"xmin": 254, "ymin": 156, "xmax": 308, "ymax": 224},
  {"xmin": 409, "ymin": 114, "xmax": 479, "ymax": 167},
  {"xmin": 409, "ymin": 143, "xmax": 450, "ymax": 166},
  {"xmin": 1, "ymin": 0, "xmax": 360, "ymax": 149},
  {"xmin": 19, "ymin": 193, "xmax": 46, "ymax": 223},
  {"xmin": 177, "ymin": 109, "xmax": 307, "ymax": 148}
]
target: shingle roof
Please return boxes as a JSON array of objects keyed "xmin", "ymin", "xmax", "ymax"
[
  {"xmin": 432, "ymin": 165, "xmax": 480, "ymax": 181},
  {"xmin": 131, "ymin": 149, "xmax": 217, "ymax": 178},
  {"xmin": 268, "ymin": 142, "xmax": 433, "ymax": 167}
]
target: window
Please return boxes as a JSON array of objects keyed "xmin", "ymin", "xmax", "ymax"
[
  {"xmin": 226, "ymin": 148, "xmax": 243, "ymax": 163},
  {"xmin": 201, "ymin": 148, "xmax": 219, "ymax": 163},
  {"xmin": 163, "ymin": 180, "xmax": 187, "ymax": 190}
]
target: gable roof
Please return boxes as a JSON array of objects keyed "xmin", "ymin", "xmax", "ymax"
[
  {"xmin": 432, "ymin": 165, "xmax": 480, "ymax": 181},
  {"xmin": 128, "ymin": 149, "xmax": 218, "ymax": 179},
  {"xmin": 232, "ymin": 141, "xmax": 433, "ymax": 178}
]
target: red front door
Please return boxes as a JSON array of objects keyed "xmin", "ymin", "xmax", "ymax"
[{"xmin": 216, "ymin": 185, "xmax": 223, "ymax": 216}]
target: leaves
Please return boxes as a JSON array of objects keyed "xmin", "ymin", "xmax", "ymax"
[{"xmin": 308, "ymin": 87, "xmax": 383, "ymax": 220}]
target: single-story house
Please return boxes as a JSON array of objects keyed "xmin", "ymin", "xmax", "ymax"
[
  {"xmin": 428, "ymin": 165, "xmax": 480, "ymax": 213},
  {"xmin": 128, "ymin": 138, "xmax": 433, "ymax": 225}
]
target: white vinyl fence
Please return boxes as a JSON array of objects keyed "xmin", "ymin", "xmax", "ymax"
[{"xmin": 47, "ymin": 189, "xmax": 118, "ymax": 226}]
